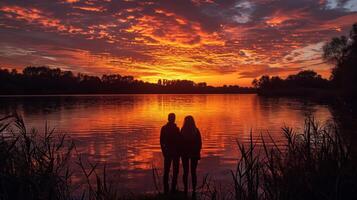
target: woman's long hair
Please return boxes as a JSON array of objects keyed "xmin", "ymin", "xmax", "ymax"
[{"xmin": 181, "ymin": 116, "xmax": 197, "ymax": 135}]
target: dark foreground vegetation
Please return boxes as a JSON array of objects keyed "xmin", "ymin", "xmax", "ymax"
[
  {"xmin": 253, "ymin": 23, "xmax": 357, "ymax": 113},
  {"xmin": 0, "ymin": 67, "xmax": 254, "ymax": 94},
  {"xmin": 1, "ymin": 114, "xmax": 356, "ymax": 200}
]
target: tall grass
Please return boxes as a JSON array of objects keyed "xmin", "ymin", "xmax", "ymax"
[
  {"xmin": 1, "ymin": 114, "xmax": 356, "ymax": 200},
  {"xmin": 0, "ymin": 114, "xmax": 124, "ymax": 200},
  {"xmin": 231, "ymin": 118, "xmax": 357, "ymax": 200},
  {"xmin": 0, "ymin": 113, "xmax": 74, "ymax": 200},
  {"xmin": 77, "ymin": 159, "xmax": 123, "ymax": 200}
]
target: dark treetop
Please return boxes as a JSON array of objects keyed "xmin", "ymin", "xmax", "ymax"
[{"xmin": 0, "ymin": 66, "xmax": 254, "ymax": 95}]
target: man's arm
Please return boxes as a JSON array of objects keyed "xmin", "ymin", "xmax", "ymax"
[
  {"xmin": 160, "ymin": 126, "xmax": 167, "ymax": 156},
  {"xmin": 176, "ymin": 127, "xmax": 180, "ymax": 136}
]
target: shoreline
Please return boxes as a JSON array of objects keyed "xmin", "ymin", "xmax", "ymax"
[{"xmin": 0, "ymin": 92, "xmax": 257, "ymax": 97}]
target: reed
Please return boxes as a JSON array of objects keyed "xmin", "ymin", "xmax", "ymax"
[
  {"xmin": 230, "ymin": 118, "xmax": 357, "ymax": 200},
  {"xmin": 0, "ymin": 113, "xmax": 74, "ymax": 200}
]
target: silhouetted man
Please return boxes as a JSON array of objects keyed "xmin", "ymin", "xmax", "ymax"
[{"xmin": 160, "ymin": 113, "xmax": 180, "ymax": 194}]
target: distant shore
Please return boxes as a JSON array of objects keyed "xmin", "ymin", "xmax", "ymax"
[
  {"xmin": 0, "ymin": 91, "xmax": 257, "ymax": 96},
  {"xmin": 1, "ymin": 66, "xmax": 257, "ymax": 95}
]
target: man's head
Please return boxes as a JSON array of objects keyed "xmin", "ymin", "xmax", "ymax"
[{"xmin": 168, "ymin": 113, "xmax": 175, "ymax": 123}]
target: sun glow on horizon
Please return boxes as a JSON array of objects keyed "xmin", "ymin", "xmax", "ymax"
[{"xmin": 0, "ymin": 0, "xmax": 355, "ymax": 86}]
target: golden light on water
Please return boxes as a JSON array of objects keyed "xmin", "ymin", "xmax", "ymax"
[{"xmin": 16, "ymin": 95, "xmax": 332, "ymax": 175}]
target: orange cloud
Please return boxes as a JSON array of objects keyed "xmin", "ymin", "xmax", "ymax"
[
  {"xmin": 73, "ymin": 5, "xmax": 104, "ymax": 12},
  {"xmin": 126, "ymin": 9, "xmax": 224, "ymax": 48},
  {"xmin": 266, "ymin": 9, "xmax": 309, "ymax": 27},
  {"xmin": 0, "ymin": 6, "xmax": 83, "ymax": 34},
  {"xmin": 64, "ymin": 0, "xmax": 80, "ymax": 2}
]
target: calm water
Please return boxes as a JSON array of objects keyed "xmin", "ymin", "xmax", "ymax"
[{"xmin": 0, "ymin": 94, "xmax": 332, "ymax": 191}]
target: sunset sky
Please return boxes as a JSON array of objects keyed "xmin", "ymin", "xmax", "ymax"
[{"xmin": 0, "ymin": 0, "xmax": 356, "ymax": 86}]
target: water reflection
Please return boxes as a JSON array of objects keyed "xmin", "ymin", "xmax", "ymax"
[{"xmin": 0, "ymin": 94, "xmax": 332, "ymax": 191}]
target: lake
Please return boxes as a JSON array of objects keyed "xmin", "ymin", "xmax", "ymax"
[{"xmin": 0, "ymin": 94, "xmax": 332, "ymax": 192}]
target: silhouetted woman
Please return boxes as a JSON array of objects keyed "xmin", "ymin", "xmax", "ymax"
[{"xmin": 180, "ymin": 116, "xmax": 202, "ymax": 197}]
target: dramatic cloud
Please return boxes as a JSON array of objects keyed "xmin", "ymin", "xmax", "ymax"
[{"xmin": 0, "ymin": 0, "xmax": 356, "ymax": 86}]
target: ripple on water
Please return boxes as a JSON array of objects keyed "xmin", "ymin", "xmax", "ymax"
[{"xmin": 0, "ymin": 94, "xmax": 332, "ymax": 191}]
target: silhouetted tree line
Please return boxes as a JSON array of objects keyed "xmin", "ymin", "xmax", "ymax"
[
  {"xmin": 252, "ymin": 70, "xmax": 329, "ymax": 90},
  {"xmin": 0, "ymin": 66, "xmax": 254, "ymax": 94},
  {"xmin": 253, "ymin": 23, "xmax": 357, "ymax": 104}
]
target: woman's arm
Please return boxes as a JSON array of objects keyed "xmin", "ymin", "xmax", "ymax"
[{"xmin": 197, "ymin": 128, "xmax": 202, "ymax": 150}]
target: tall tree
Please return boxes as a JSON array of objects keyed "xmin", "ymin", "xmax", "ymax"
[{"xmin": 323, "ymin": 23, "xmax": 357, "ymax": 101}]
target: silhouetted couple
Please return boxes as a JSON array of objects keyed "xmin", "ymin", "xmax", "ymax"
[{"xmin": 160, "ymin": 113, "xmax": 202, "ymax": 197}]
